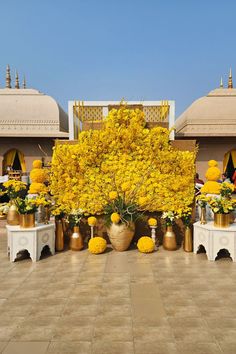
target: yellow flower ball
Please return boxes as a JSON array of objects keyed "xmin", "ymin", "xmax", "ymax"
[
  {"xmin": 109, "ymin": 191, "xmax": 118, "ymax": 200},
  {"xmin": 29, "ymin": 182, "xmax": 47, "ymax": 194},
  {"xmin": 137, "ymin": 236, "xmax": 155, "ymax": 253},
  {"xmin": 32, "ymin": 160, "xmax": 42, "ymax": 169},
  {"xmin": 88, "ymin": 216, "xmax": 97, "ymax": 227},
  {"xmin": 121, "ymin": 182, "xmax": 130, "ymax": 192},
  {"xmin": 30, "ymin": 168, "xmax": 47, "ymax": 183},
  {"xmin": 111, "ymin": 212, "xmax": 121, "ymax": 224},
  {"xmin": 148, "ymin": 218, "xmax": 157, "ymax": 227},
  {"xmin": 88, "ymin": 236, "xmax": 107, "ymax": 254}
]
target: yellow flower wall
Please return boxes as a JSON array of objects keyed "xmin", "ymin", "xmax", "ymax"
[{"xmin": 50, "ymin": 106, "xmax": 196, "ymax": 215}]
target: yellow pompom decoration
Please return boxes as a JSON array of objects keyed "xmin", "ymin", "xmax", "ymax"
[
  {"xmin": 30, "ymin": 168, "xmax": 47, "ymax": 183},
  {"xmin": 148, "ymin": 218, "xmax": 157, "ymax": 227},
  {"xmin": 29, "ymin": 182, "xmax": 47, "ymax": 194},
  {"xmin": 88, "ymin": 216, "xmax": 97, "ymax": 227},
  {"xmin": 32, "ymin": 160, "xmax": 42, "ymax": 169},
  {"xmin": 109, "ymin": 191, "xmax": 118, "ymax": 200},
  {"xmin": 137, "ymin": 236, "xmax": 155, "ymax": 253},
  {"xmin": 111, "ymin": 212, "xmax": 121, "ymax": 224},
  {"xmin": 88, "ymin": 236, "xmax": 107, "ymax": 254},
  {"xmin": 208, "ymin": 160, "xmax": 218, "ymax": 167}
]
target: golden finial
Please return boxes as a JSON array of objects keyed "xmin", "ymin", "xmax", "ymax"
[
  {"xmin": 15, "ymin": 71, "xmax": 20, "ymax": 89},
  {"xmin": 23, "ymin": 75, "xmax": 26, "ymax": 89},
  {"xmin": 220, "ymin": 77, "xmax": 223, "ymax": 88},
  {"xmin": 6, "ymin": 64, "xmax": 11, "ymax": 88},
  {"xmin": 228, "ymin": 68, "xmax": 233, "ymax": 88}
]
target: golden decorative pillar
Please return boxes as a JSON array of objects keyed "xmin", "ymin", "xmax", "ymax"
[
  {"xmin": 228, "ymin": 68, "xmax": 233, "ymax": 88},
  {"xmin": 6, "ymin": 64, "xmax": 11, "ymax": 88}
]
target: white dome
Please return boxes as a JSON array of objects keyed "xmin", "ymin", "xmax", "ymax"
[
  {"xmin": 0, "ymin": 88, "xmax": 68, "ymax": 137},
  {"xmin": 175, "ymin": 88, "xmax": 236, "ymax": 137}
]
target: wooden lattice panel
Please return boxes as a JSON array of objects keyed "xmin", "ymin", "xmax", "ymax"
[
  {"xmin": 143, "ymin": 106, "xmax": 169, "ymax": 122},
  {"xmin": 74, "ymin": 106, "xmax": 103, "ymax": 122}
]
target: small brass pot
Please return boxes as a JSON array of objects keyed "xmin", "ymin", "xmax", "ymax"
[
  {"xmin": 55, "ymin": 219, "xmax": 64, "ymax": 251},
  {"xmin": 183, "ymin": 226, "xmax": 193, "ymax": 252},
  {"xmin": 7, "ymin": 204, "xmax": 19, "ymax": 225},
  {"xmin": 19, "ymin": 214, "xmax": 35, "ymax": 228},
  {"xmin": 70, "ymin": 226, "xmax": 83, "ymax": 251},
  {"xmin": 214, "ymin": 213, "xmax": 230, "ymax": 228},
  {"xmin": 163, "ymin": 225, "xmax": 177, "ymax": 251}
]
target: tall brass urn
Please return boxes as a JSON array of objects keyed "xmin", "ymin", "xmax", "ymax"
[
  {"xmin": 107, "ymin": 222, "xmax": 135, "ymax": 251},
  {"xmin": 70, "ymin": 226, "xmax": 83, "ymax": 251},
  {"xmin": 55, "ymin": 219, "xmax": 64, "ymax": 251},
  {"xmin": 163, "ymin": 225, "xmax": 177, "ymax": 251}
]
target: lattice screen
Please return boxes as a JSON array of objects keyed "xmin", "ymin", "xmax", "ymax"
[
  {"xmin": 74, "ymin": 106, "xmax": 103, "ymax": 122},
  {"xmin": 143, "ymin": 106, "xmax": 169, "ymax": 122}
]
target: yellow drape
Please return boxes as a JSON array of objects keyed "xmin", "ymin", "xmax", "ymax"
[
  {"xmin": 17, "ymin": 151, "xmax": 26, "ymax": 172},
  {"xmin": 231, "ymin": 150, "xmax": 236, "ymax": 169},
  {"xmin": 5, "ymin": 149, "xmax": 16, "ymax": 167},
  {"xmin": 223, "ymin": 151, "xmax": 230, "ymax": 172}
]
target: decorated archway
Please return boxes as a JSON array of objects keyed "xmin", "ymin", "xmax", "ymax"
[
  {"xmin": 223, "ymin": 150, "xmax": 236, "ymax": 179},
  {"xmin": 2, "ymin": 149, "xmax": 26, "ymax": 174}
]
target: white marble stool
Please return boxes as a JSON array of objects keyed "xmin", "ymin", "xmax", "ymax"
[
  {"xmin": 6, "ymin": 223, "xmax": 55, "ymax": 262},
  {"xmin": 193, "ymin": 221, "xmax": 236, "ymax": 261}
]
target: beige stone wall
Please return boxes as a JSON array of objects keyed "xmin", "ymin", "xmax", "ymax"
[{"xmin": 0, "ymin": 138, "xmax": 54, "ymax": 175}]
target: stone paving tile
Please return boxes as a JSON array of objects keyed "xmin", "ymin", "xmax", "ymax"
[{"xmin": 1, "ymin": 222, "xmax": 236, "ymax": 353}]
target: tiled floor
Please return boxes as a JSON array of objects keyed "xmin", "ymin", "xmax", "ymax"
[{"xmin": 1, "ymin": 221, "xmax": 236, "ymax": 354}]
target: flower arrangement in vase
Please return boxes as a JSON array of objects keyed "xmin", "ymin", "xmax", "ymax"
[
  {"xmin": 207, "ymin": 197, "xmax": 236, "ymax": 228},
  {"xmin": 104, "ymin": 185, "xmax": 141, "ymax": 251},
  {"xmin": 180, "ymin": 209, "xmax": 193, "ymax": 252},
  {"xmin": 15, "ymin": 197, "xmax": 38, "ymax": 228},
  {"xmin": 51, "ymin": 204, "xmax": 69, "ymax": 251},
  {"xmin": 161, "ymin": 211, "xmax": 178, "ymax": 250},
  {"xmin": 67, "ymin": 209, "xmax": 84, "ymax": 251}
]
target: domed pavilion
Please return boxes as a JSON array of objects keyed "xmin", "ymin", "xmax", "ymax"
[
  {"xmin": 175, "ymin": 70, "xmax": 236, "ymax": 180},
  {"xmin": 0, "ymin": 65, "xmax": 68, "ymax": 177}
]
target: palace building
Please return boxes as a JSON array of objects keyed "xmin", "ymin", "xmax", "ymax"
[
  {"xmin": 175, "ymin": 70, "xmax": 236, "ymax": 180},
  {"xmin": 0, "ymin": 65, "xmax": 68, "ymax": 177}
]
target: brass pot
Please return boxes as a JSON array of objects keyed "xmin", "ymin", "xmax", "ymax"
[
  {"xmin": 7, "ymin": 204, "xmax": 19, "ymax": 225},
  {"xmin": 70, "ymin": 226, "xmax": 83, "ymax": 251},
  {"xmin": 200, "ymin": 207, "xmax": 207, "ymax": 225},
  {"xmin": 106, "ymin": 222, "xmax": 135, "ymax": 251},
  {"xmin": 55, "ymin": 219, "xmax": 64, "ymax": 251},
  {"xmin": 214, "ymin": 213, "xmax": 230, "ymax": 228},
  {"xmin": 183, "ymin": 226, "xmax": 193, "ymax": 252},
  {"xmin": 163, "ymin": 225, "xmax": 177, "ymax": 251},
  {"xmin": 19, "ymin": 213, "xmax": 35, "ymax": 228}
]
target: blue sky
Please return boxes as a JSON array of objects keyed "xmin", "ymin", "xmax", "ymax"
[{"xmin": 0, "ymin": 0, "xmax": 235, "ymax": 116}]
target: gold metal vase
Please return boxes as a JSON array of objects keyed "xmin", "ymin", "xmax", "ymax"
[
  {"xmin": 200, "ymin": 207, "xmax": 207, "ymax": 224},
  {"xmin": 7, "ymin": 203, "xmax": 19, "ymax": 225},
  {"xmin": 55, "ymin": 219, "xmax": 64, "ymax": 251},
  {"xmin": 70, "ymin": 226, "xmax": 83, "ymax": 251},
  {"xmin": 214, "ymin": 213, "xmax": 230, "ymax": 228},
  {"xmin": 163, "ymin": 225, "xmax": 177, "ymax": 251},
  {"xmin": 19, "ymin": 214, "xmax": 35, "ymax": 228},
  {"xmin": 183, "ymin": 226, "xmax": 193, "ymax": 252}
]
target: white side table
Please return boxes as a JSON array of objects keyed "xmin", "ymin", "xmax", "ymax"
[
  {"xmin": 6, "ymin": 223, "xmax": 55, "ymax": 262},
  {"xmin": 193, "ymin": 221, "xmax": 236, "ymax": 261}
]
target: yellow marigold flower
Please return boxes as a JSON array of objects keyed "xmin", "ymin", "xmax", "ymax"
[
  {"xmin": 32, "ymin": 160, "xmax": 42, "ymax": 169},
  {"xmin": 148, "ymin": 218, "xmax": 157, "ymax": 227},
  {"xmin": 88, "ymin": 236, "xmax": 107, "ymax": 254},
  {"xmin": 137, "ymin": 236, "xmax": 154, "ymax": 253},
  {"xmin": 138, "ymin": 196, "xmax": 147, "ymax": 206},
  {"xmin": 111, "ymin": 212, "xmax": 121, "ymax": 224},
  {"xmin": 121, "ymin": 182, "xmax": 130, "ymax": 192},
  {"xmin": 88, "ymin": 216, "xmax": 97, "ymax": 227},
  {"xmin": 109, "ymin": 191, "xmax": 118, "ymax": 200}
]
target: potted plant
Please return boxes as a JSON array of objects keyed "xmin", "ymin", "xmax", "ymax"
[
  {"xmin": 2, "ymin": 180, "xmax": 27, "ymax": 225},
  {"xmin": 67, "ymin": 209, "xmax": 84, "ymax": 251},
  {"xmin": 207, "ymin": 197, "xmax": 236, "ymax": 228},
  {"xmin": 196, "ymin": 194, "xmax": 209, "ymax": 224},
  {"xmin": 15, "ymin": 197, "xmax": 37, "ymax": 228},
  {"xmin": 161, "ymin": 211, "xmax": 178, "ymax": 250},
  {"xmin": 104, "ymin": 186, "xmax": 141, "ymax": 251}
]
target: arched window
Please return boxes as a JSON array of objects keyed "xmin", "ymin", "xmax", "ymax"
[{"xmin": 2, "ymin": 149, "xmax": 26, "ymax": 174}]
